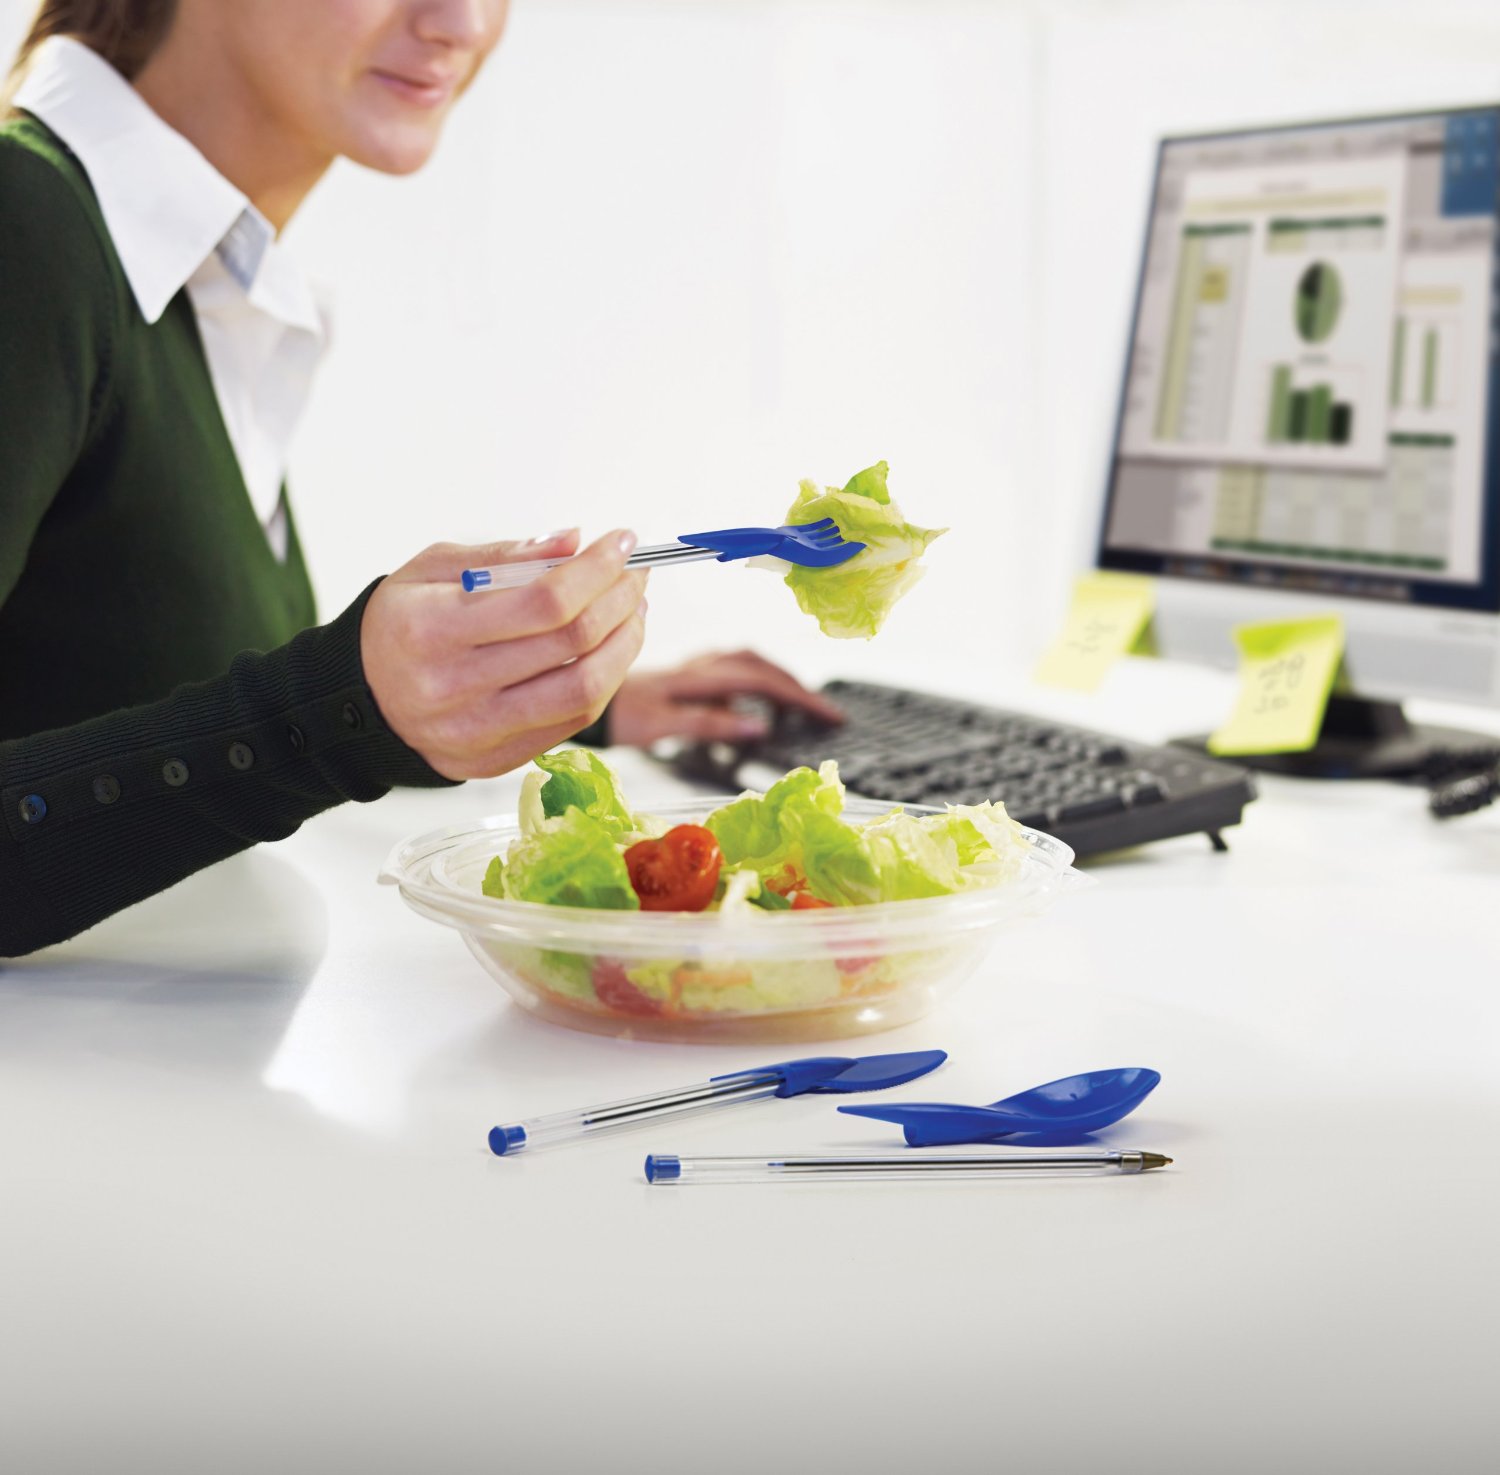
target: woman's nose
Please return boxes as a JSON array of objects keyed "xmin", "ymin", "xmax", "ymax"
[{"xmin": 411, "ymin": 0, "xmax": 500, "ymax": 51}]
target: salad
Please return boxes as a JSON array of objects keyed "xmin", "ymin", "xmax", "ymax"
[
  {"xmin": 761, "ymin": 461, "xmax": 945, "ymax": 639},
  {"xmin": 482, "ymin": 749, "xmax": 1027, "ymax": 914},
  {"xmin": 474, "ymin": 750, "xmax": 1032, "ymax": 1021}
]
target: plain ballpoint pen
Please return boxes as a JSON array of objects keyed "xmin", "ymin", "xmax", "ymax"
[{"xmin": 643, "ymin": 1150, "xmax": 1174, "ymax": 1183}]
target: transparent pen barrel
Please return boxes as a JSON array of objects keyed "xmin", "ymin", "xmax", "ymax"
[
  {"xmin": 645, "ymin": 1152, "xmax": 1150, "ymax": 1183},
  {"xmin": 462, "ymin": 544, "xmax": 715, "ymax": 592},
  {"xmin": 491, "ymin": 1074, "xmax": 781, "ymax": 1154}
]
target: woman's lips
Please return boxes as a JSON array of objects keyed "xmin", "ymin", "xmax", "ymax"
[{"xmin": 370, "ymin": 69, "xmax": 458, "ymax": 108}]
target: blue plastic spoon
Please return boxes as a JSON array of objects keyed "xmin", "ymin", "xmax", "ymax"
[{"xmin": 836, "ymin": 1067, "xmax": 1161, "ymax": 1147}]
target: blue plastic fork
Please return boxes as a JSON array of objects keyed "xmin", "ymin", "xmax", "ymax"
[{"xmin": 461, "ymin": 518, "xmax": 865, "ymax": 591}]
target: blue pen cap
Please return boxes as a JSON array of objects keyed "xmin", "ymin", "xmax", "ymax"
[
  {"xmin": 488, "ymin": 1124, "xmax": 527, "ymax": 1156},
  {"xmin": 645, "ymin": 1154, "xmax": 682, "ymax": 1183}
]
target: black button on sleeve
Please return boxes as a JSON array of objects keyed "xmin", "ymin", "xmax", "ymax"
[
  {"xmin": 287, "ymin": 724, "xmax": 306, "ymax": 753},
  {"xmin": 92, "ymin": 775, "xmax": 121, "ymax": 804},
  {"xmin": 162, "ymin": 759, "xmax": 190, "ymax": 787},
  {"xmin": 228, "ymin": 742, "xmax": 255, "ymax": 771},
  {"xmin": 341, "ymin": 702, "xmax": 363, "ymax": 731},
  {"xmin": 19, "ymin": 794, "xmax": 47, "ymax": 824}
]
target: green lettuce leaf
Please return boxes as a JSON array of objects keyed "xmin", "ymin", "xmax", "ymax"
[
  {"xmin": 794, "ymin": 808, "xmax": 885, "ymax": 905},
  {"xmin": 498, "ymin": 808, "xmax": 640, "ymax": 910},
  {"xmin": 705, "ymin": 761, "xmax": 846, "ymax": 882},
  {"xmin": 869, "ymin": 803, "xmax": 1028, "ymax": 898},
  {"xmin": 925, "ymin": 801, "xmax": 1029, "ymax": 886},
  {"xmin": 704, "ymin": 760, "xmax": 1023, "ymax": 904},
  {"xmin": 799, "ymin": 799, "xmax": 1029, "ymax": 904},
  {"xmin": 533, "ymin": 749, "xmax": 639, "ymax": 836},
  {"xmin": 482, "ymin": 856, "xmax": 506, "ymax": 898},
  {"xmin": 782, "ymin": 462, "xmax": 945, "ymax": 639}
]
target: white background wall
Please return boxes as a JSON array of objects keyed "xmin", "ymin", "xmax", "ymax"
[{"xmin": 5, "ymin": 0, "xmax": 1500, "ymax": 706}]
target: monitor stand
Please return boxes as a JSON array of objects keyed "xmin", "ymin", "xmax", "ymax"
[{"xmin": 1175, "ymin": 695, "xmax": 1500, "ymax": 780}]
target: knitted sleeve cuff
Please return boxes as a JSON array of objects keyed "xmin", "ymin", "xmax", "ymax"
[{"xmin": 0, "ymin": 577, "xmax": 455, "ymax": 956}]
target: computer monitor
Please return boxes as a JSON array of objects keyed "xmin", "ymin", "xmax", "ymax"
[{"xmin": 1098, "ymin": 106, "xmax": 1500, "ymax": 774}]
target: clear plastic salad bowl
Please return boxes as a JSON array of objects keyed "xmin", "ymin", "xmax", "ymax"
[{"xmin": 380, "ymin": 798, "xmax": 1082, "ymax": 1043}]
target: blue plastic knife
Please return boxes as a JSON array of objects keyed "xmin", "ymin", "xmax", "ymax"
[{"xmin": 488, "ymin": 1049, "xmax": 947, "ymax": 1156}]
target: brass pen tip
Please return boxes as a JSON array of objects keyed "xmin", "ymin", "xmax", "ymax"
[{"xmin": 1141, "ymin": 1152, "xmax": 1173, "ymax": 1170}]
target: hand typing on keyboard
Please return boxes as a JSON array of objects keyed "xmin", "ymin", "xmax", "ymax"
[{"xmin": 606, "ymin": 650, "xmax": 845, "ymax": 748}]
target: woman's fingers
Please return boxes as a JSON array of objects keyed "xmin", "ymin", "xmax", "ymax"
[
  {"xmin": 709, "ymin": 650, "xmax": 846, "ymax": 721},
  {"xmin": 454, "ymin": 528, "xmax": 639, "ymax": 645},
  {"xmin": 432, "ymin": 568, "xmax": 648, "ymax": 710},
  {"xmin": 422, "ymin": 605, "xmax": 647, "ymax": 767},
  {"xmin": 653, "ymin": 664, "xmax": 842, "ymax": 721},
  {"xmin": 361, "ymin": 521, "xmax": 652, "ymax": 780},
  {"xmin": 497, "ymin": 603, "xmax": 647, "ymax": 730},
  {"xmin": 424, "ymin": 716, "xmax": 585, "ymax": 783},
  {"xmin": 638, "ymin": 703, "xmax": 774, "ymax": 745}
]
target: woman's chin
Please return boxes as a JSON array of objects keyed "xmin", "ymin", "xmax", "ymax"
[{"xmin": 343, "ymin": 124, "xmax": 445, "ymax": 176}]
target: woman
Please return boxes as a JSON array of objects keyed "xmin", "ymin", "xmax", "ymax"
[{"xmin": 0, "ymin": 0, "xmax": 841, "ymax": 958}]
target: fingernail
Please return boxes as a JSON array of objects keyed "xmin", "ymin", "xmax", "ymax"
[
  {"xmin": 734, "ymin": 717, "xmax": 769, "ymax": 738},
  {"xmin": 616, "ymin": 530, "xmax": 638, "ymax": 556},
  {"xmin": 517, "ymin": 529, "xmax": 573, "ymax": 552}
]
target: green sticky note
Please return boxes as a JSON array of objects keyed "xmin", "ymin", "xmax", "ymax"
[
  {"xmin": 1208, "ymin": 616, "xmax": 1345, "ymax": 756},
  {"xmin": 1035, "ymin": 572, "xmax": 1156, "ymax": 692}
]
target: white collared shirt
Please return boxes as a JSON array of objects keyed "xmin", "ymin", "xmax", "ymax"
[{"xmin": 13, "ymin": 36, "xmax": 330, "ymax": 562}]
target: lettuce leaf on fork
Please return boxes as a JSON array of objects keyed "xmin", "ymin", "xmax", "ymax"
[{"xmin": 778, "ymin": 461, "xmax": 945, "ymax": 639}]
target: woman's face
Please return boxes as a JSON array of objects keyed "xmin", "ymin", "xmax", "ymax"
[{"xmin": 198, "ymin": 0, "xmax": 511, "ymax": 174}]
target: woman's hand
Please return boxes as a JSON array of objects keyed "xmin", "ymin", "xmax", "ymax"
[
  {"xmin": 606, "ymin": 649, "xmax": 845, "ymax": 747},
  {"xmin": 360, "ymin": 529, "xmax": 648, "ymax": 780}
]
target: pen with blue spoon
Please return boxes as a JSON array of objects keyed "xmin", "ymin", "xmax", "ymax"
[
  {"xmin": 487, "ymin": 1048, "xmax": 947, "ymax": 1156},
  {"xmin": 836, "ymin": 1067, "xmax": 1162, "ymax": 1146}
]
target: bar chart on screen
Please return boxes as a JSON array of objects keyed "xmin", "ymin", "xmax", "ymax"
[
  {"xmin": 1391, "ymin": 290, "xmax": 1462, "ymax": 413},
  {"xmin": 1264, "ymin": 363, "xmax": 1362, "ymax": 447}
]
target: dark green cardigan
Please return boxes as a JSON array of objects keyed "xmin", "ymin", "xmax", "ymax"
[{"xmin": 0, "ymin": 116, "xmax": 601, "ymax": 957}]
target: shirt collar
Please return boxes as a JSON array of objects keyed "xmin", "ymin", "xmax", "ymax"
[{"xmin": 14, "ymin": 35, "xmax": 323, "ymax": 334}]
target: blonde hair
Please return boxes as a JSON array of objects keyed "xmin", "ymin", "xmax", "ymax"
[{"xmin": 4, "ymin": 0, "xmax": 176, "ymax": 105}]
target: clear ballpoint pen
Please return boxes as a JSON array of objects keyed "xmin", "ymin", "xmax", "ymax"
[
  {"xmin": 487, "ymin": 1050, "xmax": 947, "ymax": 1155},
  {"xmin": 643, "ymin": 1150, "xmax": 1174, "ymax": 1183}
]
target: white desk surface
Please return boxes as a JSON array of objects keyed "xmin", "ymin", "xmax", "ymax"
[{"xmin": 4, "ymin": 662, "xmax": 1497, "ymax": 1475}]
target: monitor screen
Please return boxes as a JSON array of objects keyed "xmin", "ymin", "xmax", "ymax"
[{"xmin": 1098, "ymin": 107, "xmax": 1500, "ymax": 615}]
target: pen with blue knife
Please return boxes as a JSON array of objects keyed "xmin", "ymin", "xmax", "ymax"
[{"xmin": 487, "ymin": 1049, "xmax": 948, "ymax": 1155}]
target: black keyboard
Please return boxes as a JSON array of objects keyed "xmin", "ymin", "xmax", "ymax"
[{"xmin": 673, "ymin": 679, "xmax": 1257, "ymax": 859}]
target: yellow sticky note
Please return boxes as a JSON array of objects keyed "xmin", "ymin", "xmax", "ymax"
[
  {"xmin": 1034, "ymin": 573, "xmax": 1156, "ymax": 692},
  {"xmin": 1208, "ymin": 616, "xmax": 1345, "ymax": 756}
]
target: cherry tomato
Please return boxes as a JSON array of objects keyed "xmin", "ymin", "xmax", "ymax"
[
  {"xmin": 624, "ymin": 825, "xmax": 723, "ymax": 912},
  {"xmin": 791, "ymin": 892, "xmax": 834, "ymax": 910}
]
